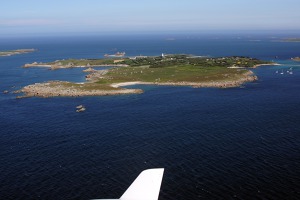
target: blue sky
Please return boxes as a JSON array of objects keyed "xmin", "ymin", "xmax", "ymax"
[{"xmin": 1, "ymin": 0, "xmax": 300, "ymax": 36}]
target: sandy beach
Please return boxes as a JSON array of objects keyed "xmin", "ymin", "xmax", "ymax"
[{"xmin": 252, "ymin": 63, "xmax": 281, "ymax": 68}]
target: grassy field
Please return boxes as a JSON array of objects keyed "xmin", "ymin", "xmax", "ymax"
[
  {"xmin": 101, "ymin": 65, "xmax": 249, "ymax": 84},
  {"xmin": 48, "ymin": 58, "xmax": 117, "ymax": 66},
  {"xmin": 40, "ymin": 65, "xmax": 251, "ymax": 92},
  {"xmin": 42, "ymin": 55, "xmax": 270, "ymax": 69}
]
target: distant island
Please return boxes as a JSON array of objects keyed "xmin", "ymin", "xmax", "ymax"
[
  {"xmin": 17, "ymin": 54, "xmax": 275, "ymax": 98},
  {"xmin": 0, "ymin": 49, "xmax": 36, "ymax": 56},
  {"xmin": 282, "ymin": 38, "xmax": 300, "ymax": 42},
  {"xmin": 291, "ymin": 57, "xmax": 300, "ymax": 61}
]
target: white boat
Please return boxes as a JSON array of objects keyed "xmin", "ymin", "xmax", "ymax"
[
  {"xmin": 76, "ymin": 105, "xmax": 86, "ymax": 112},
  {"xmin": 76, "ymin": 105, "xmax": 84, "ymax": 109}
]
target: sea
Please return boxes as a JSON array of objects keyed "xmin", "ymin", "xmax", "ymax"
[{"xmin": 0, "ymin": 33, "xmax": 300, "ymax": 200}]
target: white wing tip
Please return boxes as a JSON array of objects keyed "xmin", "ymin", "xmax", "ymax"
[
  {"xmin": 120, "ymin": 168, "xmax": 164, "ymax": 200},
  {"xmin": 93, "ymin": 168, "xmax": 165, "ymax": 200}
]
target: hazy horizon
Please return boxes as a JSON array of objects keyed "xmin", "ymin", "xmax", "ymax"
[{"xmin": 1, "ymin": 0, "xmax": 300, "ymax": 37}]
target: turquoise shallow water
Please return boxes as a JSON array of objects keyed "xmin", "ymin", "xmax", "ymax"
[{"xmin": 0, "ymin": 34, "xmax": 300, "ymax": 199}]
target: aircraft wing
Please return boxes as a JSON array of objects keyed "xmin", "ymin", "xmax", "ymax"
[{"xmin": 94, "ymin": 168, "xmax": 164, "ymax": 200}]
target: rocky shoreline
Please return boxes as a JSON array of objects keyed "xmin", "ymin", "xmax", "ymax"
[{"xmin": 17, "ymin": 81, "xmax": 143, "ymax": 98}]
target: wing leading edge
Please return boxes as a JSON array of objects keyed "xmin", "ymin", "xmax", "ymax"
[{"xmin": 95, "ymin": 168, "xmax": 164, "ymax": 200}]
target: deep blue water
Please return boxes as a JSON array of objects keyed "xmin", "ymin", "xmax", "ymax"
[{"xmin": 0, "ymin": 34, "xmax": 300, "ymax": 200}]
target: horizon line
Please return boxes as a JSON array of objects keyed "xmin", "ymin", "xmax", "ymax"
[{"xmin": 1, "ymin": 29, "xmax": 300, "ymax": 38}]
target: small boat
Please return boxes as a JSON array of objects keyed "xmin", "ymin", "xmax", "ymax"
[
  {"xmin": 76, "ymin": 105, "xmax": 86, "ymax": 112},
  {"xmin": 76, "ymin": 107, "xmax": 86, "ymax": 112},
  {"xmin": 280, "ymin": 69, "xmax": 284, "ymax": 74},
  {"xmin": 76, "ymin": 105, "xmax": 84, "ymax": 109}
]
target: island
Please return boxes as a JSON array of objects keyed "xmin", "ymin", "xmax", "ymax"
[
  {"xmin": 291, "ymin": 57, "xmax": 300, "ymax": 61},
  {"xmin": 0, "ymin": 49, "xmax": 36, "ymax": 56},
  {"xmin": 17, "ymin": 54, "xmax": 274, "ymax": 98},
  {"xmin": 282, "ymin": 38, "xmax": 300, "ymax": 42}
]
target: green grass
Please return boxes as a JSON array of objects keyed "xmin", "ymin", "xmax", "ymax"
[
  {"xmin": 48, "ymin": 58, "xmax": 117, "ymax": 66},
  {"xmin": 119, "ymin": 55, "xmax": 269, "ymax": 68},
  {"xmin": 43, "ymin": 65, "xmax": 251, "ymax": 93},
  {"xmin": 29, "ymin": 55, "xmax": 264, "ymax": 92},
  {"xmin": 103, "ymin": 65, "xmax": 249, "ymax": 84},
  {"xmin": 42, "ymin": 55, "xmax": 270, "ymax": 69}
]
